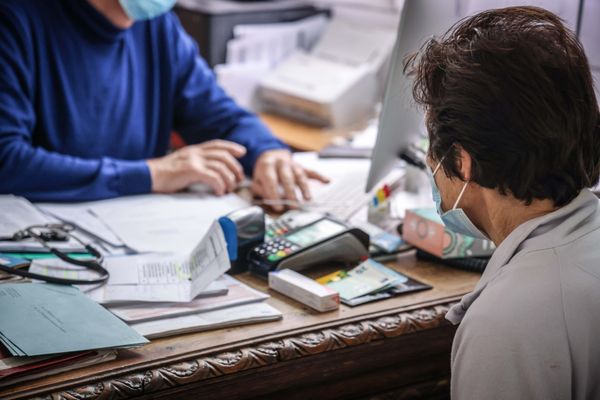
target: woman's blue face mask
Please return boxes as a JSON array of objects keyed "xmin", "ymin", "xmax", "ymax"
[
  {"xmin": 119, "ymin": 0, "xmax": 176, "ymax": 21},
  {"xmin": 427, "ymin": 158, "xmax": 488, "ymax": 240}
]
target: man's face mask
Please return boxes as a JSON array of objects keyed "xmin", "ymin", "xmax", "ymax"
[
  {"xmin": 119, "ymin": 0, "xmax": 176, "ymax": 21},
  {"xmin": 427, "ymin": 156, "xmax": 488, "ymax": 240}
]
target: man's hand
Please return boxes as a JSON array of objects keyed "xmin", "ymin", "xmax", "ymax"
[
  {"xmin": 251, "ymin": 149, "xmax": 329, "ymax": 211},
  {"xmin": 147, "ymin": 140, "xmax": 246, "ymax": 195}
]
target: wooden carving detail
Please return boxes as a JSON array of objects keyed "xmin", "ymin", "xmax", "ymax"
[{"xmin": 42, "ymin": 303, "xmax": 454, "ymax": 400}]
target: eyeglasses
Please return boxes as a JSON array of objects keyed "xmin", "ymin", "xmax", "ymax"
[{"xmin": 1, "ymin": 224, "xmax": 109, "ymax": 285}]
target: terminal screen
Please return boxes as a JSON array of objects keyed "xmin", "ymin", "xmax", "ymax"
[{"xmin": 285, "ymin": 219, "xmax": 346, "ymax": 247}]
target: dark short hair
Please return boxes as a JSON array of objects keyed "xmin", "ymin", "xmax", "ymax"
[{"xmin": 406, "ymin": 6, "xmax": 600, "ymax": 206}]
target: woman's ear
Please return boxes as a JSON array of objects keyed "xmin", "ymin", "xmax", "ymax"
[{"xmin": 456, "ymin": 146, "xmax": 473, "ymax": 182}]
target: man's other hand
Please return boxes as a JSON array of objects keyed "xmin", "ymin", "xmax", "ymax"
[
  {"xmin": 251, "ymin": 149, "xmax": 329, "ymax": 212},
  {"xmin": 147, "ymin": 140, "xmax": 246, "ymax": 195}
]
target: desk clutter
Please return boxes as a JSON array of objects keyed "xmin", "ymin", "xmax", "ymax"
[
  {"xmin": 0, "ymin": 157, "xmax": 426, "ymax": 386},
  {"xmin": 0, "ymin": 283, "xmax": 146, "ymax": 387},
  {"xmin": 0, "ymin": 194, "xmax": 283, "ymax": 386}
]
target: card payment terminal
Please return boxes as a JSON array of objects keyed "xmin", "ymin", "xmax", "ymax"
[{"xmin": 248, "ymin": 216, "xmax": 369, "ymax": 277}]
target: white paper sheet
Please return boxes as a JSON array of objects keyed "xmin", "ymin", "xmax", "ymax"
[
  {"xmin": 38, "ymin": 202, "xmax": 125, "ymax": 248},
  {"xmin": 0, "ymin": 196, "xmax": 86, "ymax": 253},
  {"xmin": 99, "ymin": 222, "xmax": 230, "ymax": 303},
  {"xmin": 130, "ymin": 302, "xmax": 282, "ymax": 339},
  {"xmin": 227, "ymin": 14, "xmax": 328, "ymax": 66},
  {"xmin": 215, "ymin": 62, "xmax": 269, "ymax": 109},
  {"xmin": 0, "ymin": 195, "xmax": 54, "ymax": 237},
  {"xmin": 87, "ymin": 193, "xmax": 249, "ymax": 254},
  {"xmin": 29, "ymin": 260, "xmax": 228, "ymax": 305},
  {"xmin": 108, "ymin": 275, "xmax": 268, "ymax": 322}
]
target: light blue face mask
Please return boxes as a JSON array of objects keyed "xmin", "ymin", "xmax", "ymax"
[
  {"xmin": 427, "ymin": 158, "xmax": 489, "ymax": 240},
  {"xmin": 119, "ymin": 0, "xmax": 176, "ymax": 21}
]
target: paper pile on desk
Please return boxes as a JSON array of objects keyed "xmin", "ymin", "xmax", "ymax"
[
  {"xmin": 108, "ymin": 274, "xmax": 281, "ymax": 339},
  {"xmin": 3, "ymin": 193, "xmax": 283, "ymax": 339},
  {"xmin": 28, "ymin": 261, "xmax": 282, "ymax": 340},
  {"xmin": 109, "ymin": 274, "xmax": 269, "ymax": 322},
  {"xmin": 132, "ymin": 302, "xmax": 281, "ymax": 339},
  {"xmin": 29, "ymin": 220, "xmax": 231, "ymax": 303},
  {"xmin": 0, "ymin": 196, "xmax": 86, "ymax": 253},
  {"xmin": 39, "ymin": 192, "xmax": 251, "ymax": 255},
  {"xmin": 0, "ymin": 283, "xmax": 148, "ymax": 357},
  {"xmin": 100, "ymin": 273, "xmax": 280, "ymax": 339},
  {"xmin": 0, "ymin": 346, "xmax": 117, "ymax": 387},
  {"xmin": 217, "ymin": 14, "xmax": 328, "ymax": 109},
  {"xmin": 0, "ymin": 192, "xmax": 251, "ymax": 256},
  {"xmin": 29, "ymin": 244, "xmax": 281, "ymax": 338}
]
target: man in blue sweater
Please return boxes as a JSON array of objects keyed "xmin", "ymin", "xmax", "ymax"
[{"xmin": 0, "ymin": 0, "xmax": 327, "ymax": 208}]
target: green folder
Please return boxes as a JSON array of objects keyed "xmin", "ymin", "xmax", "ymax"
[{"xmin": 0, "ymin": 283, "xmax": 148, "ymax": 356}]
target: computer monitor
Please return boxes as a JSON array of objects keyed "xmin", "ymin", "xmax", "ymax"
[
  {"xmin": 365, "ymin": 0, "xmax": 589, "ymax": 192},
  {"xmin": 365, "ymin": 0, "xmax": 461, "ymax": 192}
]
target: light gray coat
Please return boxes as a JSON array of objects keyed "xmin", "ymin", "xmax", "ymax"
[{"xmin": 447, "ymin": 189, "xmax": 600, "ymax": 400}]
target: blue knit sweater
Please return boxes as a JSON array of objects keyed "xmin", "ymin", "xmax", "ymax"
[{"xmin": 0, "ymin": 0, "xmax": 286, "ymax": 201}]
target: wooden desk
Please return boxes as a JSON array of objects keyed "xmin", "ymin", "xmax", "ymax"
[
  {"xmin": 260, "ymin": 113, "xmax": 359, "ymax": 152},
  {"xmin": 2, "ymin": 119, "xmax": 479, "ymax": 399},
  {"xmin": 1, "ymin": 254, "xmax": 479, "ymax": 400}
]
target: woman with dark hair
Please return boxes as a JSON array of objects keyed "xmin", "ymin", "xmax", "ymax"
[{"xmin": 407, "ymin": 6, "xmax": 600, "ymax": 399}]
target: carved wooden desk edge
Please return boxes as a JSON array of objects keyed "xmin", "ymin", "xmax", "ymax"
[{"xmin": 34, "ymin": 301, "xmax": 458, "ymax": 400}]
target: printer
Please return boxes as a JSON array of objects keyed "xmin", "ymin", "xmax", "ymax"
[
  {"xmin": 258, "ymin": 19, "xmax": 396, "ymax": 128},
  {"xmin": 175, "ymin": 0, "xmax": 327, "ymax": 67}
]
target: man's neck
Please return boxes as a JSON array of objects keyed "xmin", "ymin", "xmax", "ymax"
[
  {"xmin": 86, "ymin": 0, "xmax": 133, "ymax": 29},
  {"xmin": 478, "ymin": 191, "xmax": 558, "ymax": 245}
]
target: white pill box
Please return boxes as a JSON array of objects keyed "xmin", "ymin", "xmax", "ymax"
[{"xmin": 268, "ymin": 269, "xmax": 340, "ymax": 312}]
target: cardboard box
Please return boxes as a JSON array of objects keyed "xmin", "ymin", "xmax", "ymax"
[{"xmin": 402, "ymin": 208, "xmax": 495, "ymax": 258}]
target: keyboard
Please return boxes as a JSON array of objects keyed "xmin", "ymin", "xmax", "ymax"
[
  {"xmin": 292, "ymin": 152, "xmax": 405, "ymax": 222},
  {"xmin": 305, "ymin": 170, "xmax": 372, "ymax": 221}
]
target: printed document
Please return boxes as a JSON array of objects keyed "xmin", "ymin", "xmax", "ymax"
[
  {"xmin": 29, "ymin": 220, "xmax": 231, "ymax": 303},
  {"xmin": 84, "ymin": 193, "xmax": 249, "ymax": 254}
]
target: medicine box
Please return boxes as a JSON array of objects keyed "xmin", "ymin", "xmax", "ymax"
[
  {"xmin": 268, "ymin": 269, "xmax": 339, "ymax": 312},
  {"xmin": 402, "ymin": 208, "xmax": 495, "ymax": 258}
]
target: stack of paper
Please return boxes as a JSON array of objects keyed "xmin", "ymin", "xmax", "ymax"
[
  {"xmin": 216, "ymin": 14, "xmax": 329, "ymax": 109},
  {"xmin": 0, "ymin": 283, "xmax": 148, "ymax": 357},
  {"xmin": 29, "ymin": 220, "xmax": 231, "ymax": 303},
  {"xmin": 0, "ymin": 346, "xmax": 117, "ymax": 387},
  {"xmin": 39, "ymin": 192, "xmax": 251, "ymax": 255},
  {"xmin": 28, "ymin": 254, "xmax": 281, "ymax": 339},
  {"xmin": 98, "ymin": 273, "xmax": 281, "ymax": 339},
  {"xmin": 108, "ymin": 275, "xmax": 269, "ymax": 323},
  {"xmin": 0, "ymin": 193, "xmax": 283, "ymax": 341},
  {"xmin": 29, "ymin": 258, "xmax": 229, "ymax": 304},
  {"xmin": 39, "ymin": 201, "xmax": 128, "ymax": 252},
  {"xmin": 132, "ymin": 302, "xmax": 281, "ymax": 339},
  {"xmin": 81, "ymin": 193, "xmax": 249, "ymax": 255},
  {"xmin": 0, "ymin": 196, "xmax": 86, "ymax": 253}
]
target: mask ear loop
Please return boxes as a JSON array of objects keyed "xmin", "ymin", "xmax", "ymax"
[
  {"xmin": 432, "ymin": 148, "xmax": 470, "ymax": 211},
  {"xmin": 432, "ymin": 153, "xmax": 447, "ymax": 176},
  {"xmin": 452, "ymin": 181, "xmax": 470, "ymax": 210}
]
